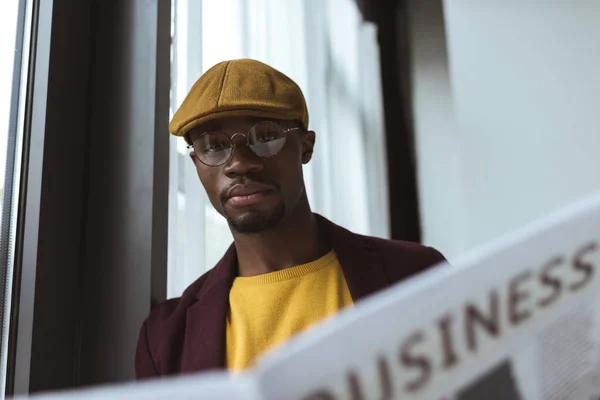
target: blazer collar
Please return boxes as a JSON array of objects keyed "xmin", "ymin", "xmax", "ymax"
[
  {"xmin": 181, "ymin": 244, "xmax": 237, "ymax": 372},
  {"xmin": 181, "ymin": 213, "xmax": 388, "ymax": 372},
  {"xmin": 314, "ymin": 214, "xmax": 388, "ymax": 300}
]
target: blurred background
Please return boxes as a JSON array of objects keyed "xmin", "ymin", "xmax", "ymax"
[{"xmin": 0, "ymin": 0, "xmax": 599, "ymax": 396}]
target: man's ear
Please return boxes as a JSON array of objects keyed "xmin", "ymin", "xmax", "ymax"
[{"xmin": 301, "ymin": 130, "xmax": 316, "ymax": 164}]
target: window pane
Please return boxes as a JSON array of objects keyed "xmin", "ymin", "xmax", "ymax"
[
  {"xmin": 167, "ymin": 0, "xmax": 388, "ymax": 297},
  {"xmin": 0, "ymin": 0, "xmax": 33, "ymax": 391}
]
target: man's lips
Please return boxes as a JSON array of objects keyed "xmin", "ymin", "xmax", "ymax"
[{"xmin": 226, "ymin": 182, "xmax": 276, "ymax": 207}]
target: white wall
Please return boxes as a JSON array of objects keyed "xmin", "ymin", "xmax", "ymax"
[{"xmin": 410, "ymin": 1, "xmax": 600, "ymax": 259}]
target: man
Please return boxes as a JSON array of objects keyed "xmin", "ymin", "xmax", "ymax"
[{"xmin": 135, "ymin": 59, "xmax": 445, "ymax": 378}]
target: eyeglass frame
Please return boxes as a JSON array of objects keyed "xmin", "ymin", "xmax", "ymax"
[{"xmin": 186, "ymin": 121, "xmax": 302, "ymax": 167}]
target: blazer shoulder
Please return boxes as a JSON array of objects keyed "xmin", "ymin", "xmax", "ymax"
[
  {"xmin": 363, "ymin": 235, "xmax": 447, "ymax": 281},
  {"xmin": 371, "ymin": 235, "xmax": 445, "ymax": 262}
]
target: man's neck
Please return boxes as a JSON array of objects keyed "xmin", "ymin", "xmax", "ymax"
[{"xmin": 232, "ymin": 200, "xmax": 330, "ymax": 277}]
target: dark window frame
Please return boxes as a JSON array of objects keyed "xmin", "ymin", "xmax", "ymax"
[{"xmin": 357, "ymin": 0, "xmax": 423, "ymax": 242}]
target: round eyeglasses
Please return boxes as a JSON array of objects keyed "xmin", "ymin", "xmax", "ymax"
[{"xmin": 187, "ymin": 121, "xmax": 301, "ymax": 167}]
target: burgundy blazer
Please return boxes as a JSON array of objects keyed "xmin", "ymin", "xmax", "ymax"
[{"xmin": 135, "ymin": 214, "xmax": 446, "ymax": 379}]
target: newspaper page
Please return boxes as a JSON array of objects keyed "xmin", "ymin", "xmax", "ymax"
[
  {"xmin": 19, "ymin": 192, "xmax": 600, "ymax": 399},
  {"xmin": 256, "ymin": 192, "xmax": 600, "ymax": 400}
]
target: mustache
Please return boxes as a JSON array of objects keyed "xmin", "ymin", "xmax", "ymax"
[{"xmin": 219, "ymin": 175, "xmax": 281, "ymax": 203}]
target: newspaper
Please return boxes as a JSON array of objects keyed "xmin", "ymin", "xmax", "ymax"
[{"xmin": 21, "ymin": 192, "xmax": 600, "ymax": 400}]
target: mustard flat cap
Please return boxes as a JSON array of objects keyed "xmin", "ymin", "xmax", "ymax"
[{"xmin": 169, "ymin": 59, "xmax": 309, "ymax": 141}]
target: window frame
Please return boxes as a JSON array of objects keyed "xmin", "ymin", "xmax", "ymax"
[{"xmin": 3, "ymin": 0, "xmax": 171, "ymax": 395}]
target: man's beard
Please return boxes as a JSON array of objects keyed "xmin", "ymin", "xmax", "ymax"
[
  {"xmin": 224, "ymin": 200, "xmax": 286, "ymax": 234},
  {"xmin": 219, "ymin": 175, "xmax": 285, "ymax": 234}
]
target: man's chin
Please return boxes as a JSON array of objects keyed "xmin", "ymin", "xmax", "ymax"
[{"xmin": 225, "ymin": 204, "xmax": 285, "ymax": 234}]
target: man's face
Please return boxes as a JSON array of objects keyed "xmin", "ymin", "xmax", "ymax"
[{"xmin": 188, "ymin": 116, "xmax": 315, "ymax": 234}]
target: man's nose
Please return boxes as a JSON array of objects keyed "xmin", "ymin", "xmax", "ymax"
[{"xmin": 223, "ymin": 135, "xmax": 264, "ymax": 177}]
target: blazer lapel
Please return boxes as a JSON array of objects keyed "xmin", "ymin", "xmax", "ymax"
[
  {"xmin": 181, "ymin": 244, "xmax": 237, "ymax": 372},
  {"xmin": 316, "ymin": 214, "xmax": 389, "ymax": 302}
]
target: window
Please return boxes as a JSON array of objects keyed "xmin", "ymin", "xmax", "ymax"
[{"xmin": 168, "ymin": 0, "xmax": 389, "ymax": 298}]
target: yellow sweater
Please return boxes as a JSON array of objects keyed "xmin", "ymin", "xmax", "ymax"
[{"xmin": 225, "ymin": 250, "xmax": 353, "ymax": 371}]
